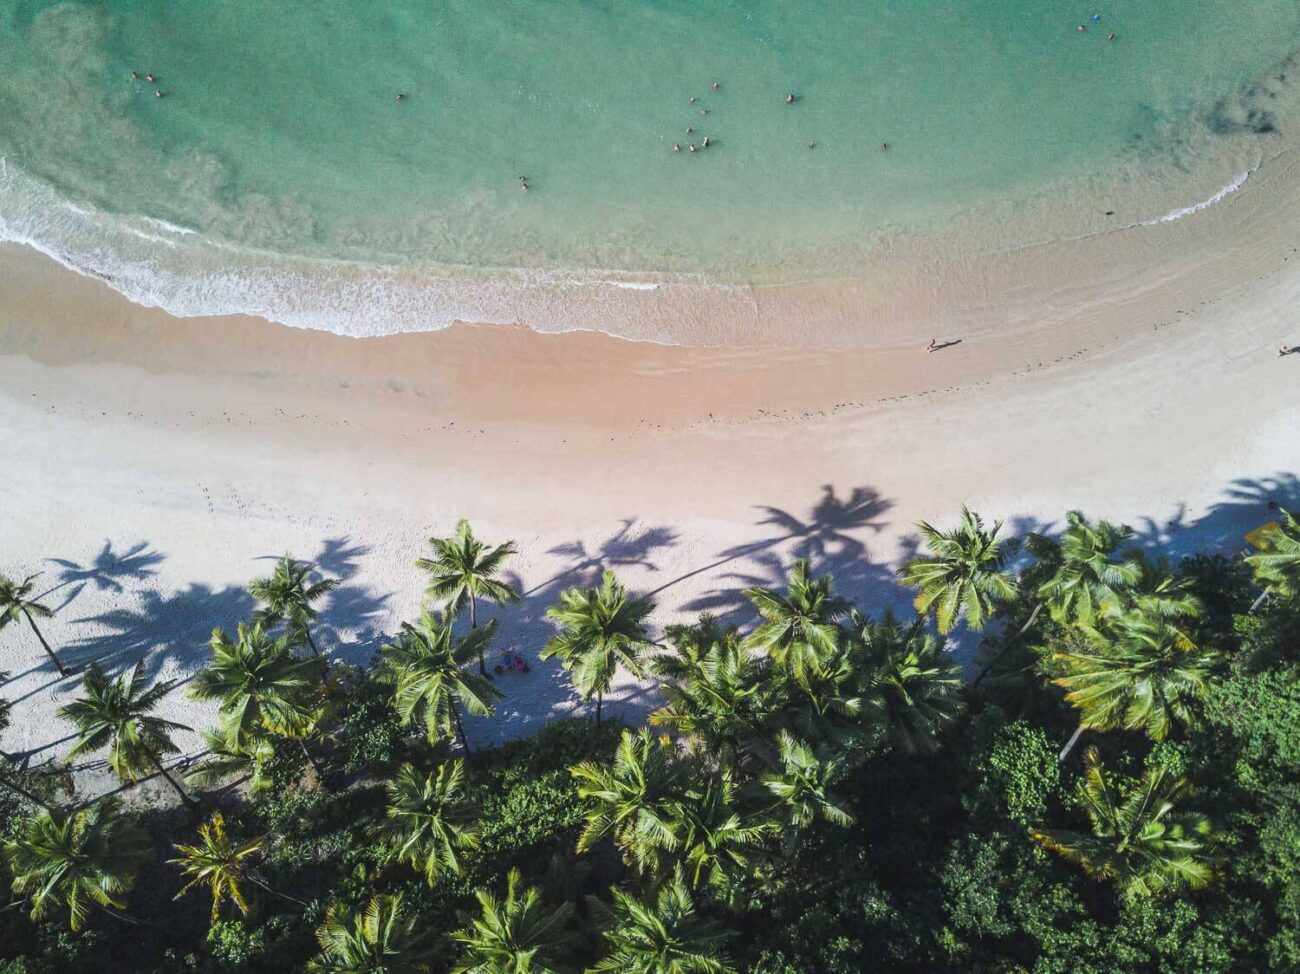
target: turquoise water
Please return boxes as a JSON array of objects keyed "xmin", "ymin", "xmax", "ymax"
[{"xmin": 1, "ymin": 0, "xmax": 1299, "ymax": 334}]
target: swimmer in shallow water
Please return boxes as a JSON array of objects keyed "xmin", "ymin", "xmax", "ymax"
[
  {"xmin": 785, "ymin": 93, "xmax": 796, "ymax": 104},
  {"xmin": 702, "ymin": 136, "xmax": 710, "ymax": 147},
  {"xmin": 710, "ymin": 82, "xmax": 719, "ymax": 91},
  {"xmin": 673, "ymin": 143, "xmax": 681, "ymax": 152}
]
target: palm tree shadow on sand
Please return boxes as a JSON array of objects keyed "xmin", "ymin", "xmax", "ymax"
[{"xmin": 41, "ymin": 540, "xmax": 165, "ymax": 612}]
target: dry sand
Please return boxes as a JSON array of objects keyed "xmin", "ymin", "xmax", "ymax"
[{"xmin": 1, "ymin": 146, "xmax": 1298, "ymax": 799}]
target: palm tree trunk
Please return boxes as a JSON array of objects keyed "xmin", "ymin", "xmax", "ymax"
[
  {"xmin": 22, "ymin": 609, "xmax": 68, "ymax": 677},
  {"xmin": 972, "ymin": 602, "xmax": 1045, "ymax": 688},
  {"xmin": 471, "ymin": 596, "xmax": 486, "ymax": 674},
  {"xmin": 0, "ymin": 773, "xmax": 51, "ymax": 810},
  {"xmin": 250, "ymin": 875, "xmax": 310, "ymax": 909},
  {"xmin": 1059, "ymin": 722, "xmax": 1087, "ymax": 763},
  {"xmin": 1248, "ymin": 590, "xmax": 1269, "ymax": 614},
  {"xmin": 151, "ymin": 753, "xmax": 193, "ymax": 805},
  {"xmin": 304, "ymin": 629, "xmax": 321, "ymax": 658},
  {"xmin": 451, "ymin": 700, "xmax": 469, "ymax": 752}
]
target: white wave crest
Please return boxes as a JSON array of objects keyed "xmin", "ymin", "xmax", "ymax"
[{"xmin": 1145, "ymin": 171, "xmax": 1250, "ymax": 225}]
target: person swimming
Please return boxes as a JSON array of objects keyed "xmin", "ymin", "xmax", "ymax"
[
  {"xmin": 688, "ymin": 144, "xmax": 697, "ymax": 152},
  {"xmin": 145, "ymin": 73, "xmax": 156, "ymax": 82},
  {"xmin": 131, "ymin": 70, "xmax": 140, "ymax": 81},
  {"xmin": 880, "ymin": 141, "xmax": 888, "ymax": 150},
  {"xmin": 673, "ymin": 143, "xmax": 681, "ymax": 152},
  {"xmin": 785, "ymin": 93, "xmax": 796, "ymax": 104},
  {"xmin": 702, "ymin": 136, "xmax": 710, "ymax": 147},
  {"xmin": 710, "ymin": 82, "xmax": 719, "ymax": 91},
  {"xmin": 395, "ymin": 93, "xmax": 405, "ymax": 101},
  {"xmin": 155, "ymin": 89, "xmax": 165, "ymax": 98}
]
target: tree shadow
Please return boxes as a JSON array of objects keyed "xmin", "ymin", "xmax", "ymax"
[
  {"xmin": 61, "ymin": 583, "xmax": 256, "ymax": 681},
  {"xmin": 39, "ymin": 540, "xmax": 165, "ymax": 612}
]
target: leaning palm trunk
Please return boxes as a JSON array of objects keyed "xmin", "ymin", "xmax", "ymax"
[
  {"xmin": 1058, "ymin": 722, "xmax": 1087, "ymax": 763},
  {"xmin": 23, "ymin": 608, "xmax": 69, "ymax": 676},
  {"xmin": 150, "ymin": 753, "xmax": 194, "ymax": 805},
  {"xmin": 972, "ymin": 602, "xmax": 1045, "ymax": 687}
]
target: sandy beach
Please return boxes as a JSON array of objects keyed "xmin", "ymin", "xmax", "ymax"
[{"xmin": 1, "ymin": 141, "xmax": 1298, "ymax": 794}]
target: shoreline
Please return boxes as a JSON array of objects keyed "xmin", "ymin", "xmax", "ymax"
[{"xmin": 2, "ymin": 167, "xmax": 1299, "ymax": 767}]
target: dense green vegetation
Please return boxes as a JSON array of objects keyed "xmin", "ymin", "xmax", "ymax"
[{"xmin": 0, "ymin": 507, "xmax": 1297, "ymax": 973}]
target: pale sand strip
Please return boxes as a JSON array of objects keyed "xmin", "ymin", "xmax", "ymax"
[{"xmin": 0, "ymin": 148, "xmax": 1298, "ymax": 788}]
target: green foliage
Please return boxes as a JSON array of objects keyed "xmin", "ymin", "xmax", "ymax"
[
  {"xmin": 207, "ymin": 919, "xmax": 267, "ymax": 967},
  {"xmin": 966, "ymin": 711, "xmax": 1061, "ymax": 827}
]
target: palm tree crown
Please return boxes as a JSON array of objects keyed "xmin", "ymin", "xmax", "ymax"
[
  {"xmin": 541, "ymin": 571, "xmax": 655, "ymax": 726},
  {"xmin": 59, "ymin": 661, "xmax": 191, "ymax": 801},
  {"xmin": 377, "ymin": 760, "xmax": 480, "ymax": 885},
  {"xmin": 742, "ymin": 559, "xmax": 847, "ymax": 678},
  {"xmin": 250, "ymin": 553, "xmax": 338, "ymax": 657},
  {"xmin": 418, "ymin": 520, "xmax": 519, "ymax": 674},
  {"xmin": 1032, "ymin": 747, "xmax": 1223, "ymax": 900},
  {"xmin": 188, "ymin": 621, "xmax": 318, "ymax": 748},
  {"xmin": 375, "ymin": 611, "xmax": 503, "ymax": 749},
  {"xmin": 570, "ymin": 729, "xmax": 686, "ymax": 877},
  {"xmin": 649, "ymin": 617, "xmax": 768, "ymax": 768},
  {"xmin": 4, "ymin": 797, "xmax": 149, "ymax": 930},
  {"xmin": 899, "ymin": 507, "xmax": 1017, "ymax": 634},
  {"xmin": 854, "ymin": 611, "xmax": 963, "ymax": 754},
  {"xmin": 170, "ymin": 812, "xmax": 264, "ymax": 921},
  {"xmin": 1245, "ymin": 507, "xmax": 1300, "ymax": 601},
  {"xmin": 589, "ymin": 872, "xmax": 736, "ymax": 974},
  {"xmin": 0, "ymin": 571, "xmax": 68, "ymax": 676},
  {"xmin": 1030, "ymin": 511, "xmax": 1142, "ymax": 628},
  {"xmin": 450, "ymin": 867, "xmax": 575, "ymax": 974},
  {"xmin": 1052, "ymin": 612, "xmax": 1219, "ymax": 745},
  {"xmin": 760, "ymin": 731, "xmax": 855, "ymax": 834},
  {"xmin": 309, "ymin": 894, "xmax": 431, "ymax": 973}
]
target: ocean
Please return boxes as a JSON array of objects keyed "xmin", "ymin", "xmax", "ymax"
[{"xmin": 1, "ymin": 0, "xmax": 1298, "ymax": 340}]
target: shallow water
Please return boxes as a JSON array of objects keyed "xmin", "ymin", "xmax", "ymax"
[{"xmin": 1, "ymin": 0, "xmax": 1298, "ymax": 335}]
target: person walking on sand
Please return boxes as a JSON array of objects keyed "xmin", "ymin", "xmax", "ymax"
[
  {"xmin": 927, "ymin": 338, "xmax": 937, "ymax": 352},
  {"xmin": 1280, "ymin": 345, "xmax": 1296, "ymax": 357}
]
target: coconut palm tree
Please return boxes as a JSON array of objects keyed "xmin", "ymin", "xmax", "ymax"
[
  {"xmin": 1052, "ymin": 612, "xmax": 1220, "ymax": 761},
  {"xmin": 671, "ymin": 772, "xmax": 771, "ymax": 893},
  {"xmin": 649, "ymin": 618, "xmax": 769, "ymax": 769},
  {"xmin": 59, "ymin": 661, "xmax": 193, "ymax": 803},
  {"xmin": 188, "ymin": 621, "xmax": 318, "ymax": 749},
  {"xmin": 418, "ymin": 520, "xmax": 519, "ymax": 674},
  {"xmin": 0, "ymin": 572, "xmax": 69, "ymax": 676},
  {"xmin": 972, "ymin": 511, "xmax": 1145, "ymax": 686},
  {"xmin": 1127, "ymin": 555, "xmax": 1204, "ymax": 622},
  {"xmin": 376, "ymin": 760, "xmax": 480, "ymax": 886},
  {"xmin": 1245, "ymin": 506, "xmax": 1300, "ymax": 602},
  {"xmin": 169, "ymin": 812, "xmax": 264, "ymax": 922},
  {"xmin": 854, "ymin": 611, "xmax": 963, "ymax": 754},
  {"xmin": 375, "ymin": 611, "xmax": 502, "ymax": 750},
  {"xmin": 184, "ymin": 728, "xmax": 277, "ymax": 795},
  {"xmin": 760, "ymin": 732, "xmax": 854, "ymax": 837},
  {"xmin": 1031, "ymin": 747, "xmax": 1223, "ymax": 900},
  {"xmin": 3, "ymin": 797, "xmax": 149, "ymax": 930},
  {"xmin": 898, "ymin": 508, "xmax": 1017, "ymax": 635},
  {"xmin": 742, "ymin": 560, "xmax": 847, "ymax": 680},
  {"xmin": 588, "ymin": 872, "xmax": 736, "ymax": 974},
  {"xmin": 450, "ymin": 867, "xmax": 575, "ymax": 974},
  {"xmin": 541, "ymin": 571, "xmax": 655, "ymax": 728},
  {"xmin": 1030, "ymin": 512, "xmax": 1142, "ymax": 629},
  {"xmin": 308, "ymin": 894, "xmax": 431, "ymax": 973},
  {"xmin": 570, "ymin": 728, "xmax": 686, "ymax": 878},
  {"xmin": 250, "ymin": 553, "xmax": 338, "ymax": 658}
]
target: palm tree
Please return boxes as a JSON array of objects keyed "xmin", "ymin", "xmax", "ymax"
[
  {"xmin": 187, "ymin": 621, "xmax": 318, "ymax": 748},
  {"xmin": 742, "ymin": 560, "xmax": 847, "ymax": 679},
  {"xmin": 570, "ymin": 729, "xmax": 686, "ymax": 878},
  {"xmin": 1128, "ymin": 555, "xmax": 1204, "ymax": 622},
  {"xmin": 3, "ymin": 797, "xmax": 149, "ymax": 930},
  {"xmin": 185, "ymin": 728, "xmax": 277, "ymax": 795},
  {"xmin": 541, "ymin": 571, "xmax": 655, "ymax": 727},
  {"xmin": 649, "ymin": 618, "xmax": 769, "ymax": 768},
  {"xmin": 59, "ymin": 661, "xmax": 193, "ymax": 803},
  {"xmin": 1030, "ymin": 511, "xmax": 1142, "ymax": 629},
  {"xmin": 377, "ymin": 760, "xmax": 480, "ymax": 886},
  {"xmin": 375, "ymin": 611, "xmax": 503, "ymax": 750},
  {"xmin": 0, "ymin": 684, "xmax": 50, "ymax": 808},
  {"xmin": 854, "ymin": 611, "xmax": 963, "ymax": 754},
  {"xmin": 1245, "ymin": 506, "xmax": 1300, "ymax": 602},
  {"xmin": 308, "ymin": 894, "xmax": 431, "ymax": 973},
  {"xmin": 0, "ymin": 572, "xmax": 69, "ymax": 676},
  {"xmin": 418, "ymin": 520, "xmax": 519, "ymax": 674},
  {"xmin": 898, "ymin": 508, "xmax": 1017, "ymax": 635},
  {"xmin": 973, "ymin": 511, "xmax": 1144, "ymax": 685},
  {"xmin": 1052, "ymin": 612, "xmax": 1220, "ymax": 761},
  {"xmin": 450, "ymin": 867, "xmax": 575, "ymax": 974},
  {"xmin": 169, "ymin": 812, "xmax": 263, "ymax": 921},
  {"xmin": 1031, "ymin": 747, "xmax": 1222, "ymax": 900},
  {"xmin": 672, "ymin": 772, "xmax": 770, "ymax": 893},
  {"xmin": 588, "ymin": 872, "xmax": 736, "ymax": 974},
  {"xmin": 760, "ymin": 732, "xmax": 854, "ymax": 836},
  {"xmin": 250, "ymin": 553, "xmax": 338, "ymax": 658}
]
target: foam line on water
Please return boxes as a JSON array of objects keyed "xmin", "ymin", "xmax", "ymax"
[{"xmin": 1145, "ymin": 171, "xmax": 1250, "ymax": 225}]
